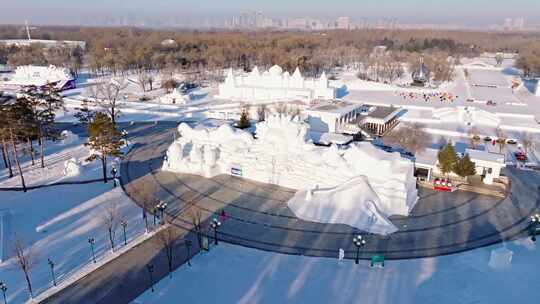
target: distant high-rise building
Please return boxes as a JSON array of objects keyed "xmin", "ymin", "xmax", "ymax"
[{"xmin": 337, "ymin": 17, "xmax": 350, "ymax": 30}]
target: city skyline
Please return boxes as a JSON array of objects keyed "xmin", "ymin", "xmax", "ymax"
[{"xmin": 1, "ymin": 0, "xmax": 539, "ymax": 29}]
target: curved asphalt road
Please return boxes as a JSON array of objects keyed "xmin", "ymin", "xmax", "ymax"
[{"xmin": 120, "ymin": 121, "xmax": 540, "ymax": 260}]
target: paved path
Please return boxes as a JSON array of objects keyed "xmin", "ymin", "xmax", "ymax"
[
  {"xmin": 41, "ymin": 226, "xmax": 201, "ymax": 304},
  {"xmin": 121, "ymin": 122, "xmax": 540, "ymax": 260}
]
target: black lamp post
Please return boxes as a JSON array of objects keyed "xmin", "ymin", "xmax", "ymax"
[
  {"xmin": 48, "ymin": 258, "xmax": 57, "ymax": 287},
  {"xmin": 185, "ymin": 240, "xmax": 193, "ymax": 267},
  {"xmin": 88, "ymin": 237, "xmax": 96, "ymax": 263},
  {"xmin": 121, "ymin": 220, "xmax": 128, "ymax": 246},
  {"xmin": 352, "ymin": 235, "xmax": 367, "ymax": 265},
  {"xmin": 111, "ymin": 166, "xmax": 118, "ymax": 188},
  {"xmin": 211, "ymin": 218, "xmax": 222, "ymax": 245},
  {"xmin": 153, "ymin": 207, "xmax": 157, "ymax": 226},
  {"xmin": 156, "ymin": 202, "xmax": 168, "ymax": 225},
  {"xmin": 0, "ymin": 282, "xmax": 7, "ymax": 304},
  {"xmin": 530, "ymin": 213, "xmax": 540, "ymax": 241},
  {"xmin": 147, "ymin": 264, "xmax": 155, "ymax": 293}
]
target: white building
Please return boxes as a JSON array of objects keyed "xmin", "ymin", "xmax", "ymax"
[
  {"xmin": 415, "ymin": 148, "xmax": 506, "ymax": 184},
  {"xmin": 305, "ymin": 101, "xmax": 366, "ymax": 134},
  {"xmin": 217, "ymin": 65, "xmax": 336, "ymax": 103},
  {"xmin": 5, "ymin": 65, "xmax": 75, "ymax": 91}
]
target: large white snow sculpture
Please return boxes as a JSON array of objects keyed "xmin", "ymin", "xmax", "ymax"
[
  {"xmin": 163, "ymin": 115, "xmax": 418, "ymax": 234},
  {"xmin": 217, "ymin": 65, "xmax": 335, "ymax": 102},
  {"xmin": 288, "ymin": 176, "xmax": 399, "ymax": 235}
]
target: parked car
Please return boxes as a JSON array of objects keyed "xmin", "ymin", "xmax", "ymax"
[
  {"xmin": 506, "ymin": 139, "xmax": 518, "ymax": 145},
  {"xmin": 515, "ymin": 150, "xmax": 527, "ymax": 162}
]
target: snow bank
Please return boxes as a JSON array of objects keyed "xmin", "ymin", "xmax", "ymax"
[{"xmin": 164, "ymin": 115, "xmax": 418, "ymax": 234}]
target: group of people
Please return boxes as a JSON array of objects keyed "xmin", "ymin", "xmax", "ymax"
[{"xmin": 396, "ymin": 91, "xmax": 457, "ymax": 103}]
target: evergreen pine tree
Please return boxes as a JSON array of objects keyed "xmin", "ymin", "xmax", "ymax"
[
  {"xmin": 454, "ymin": 153, "xmax": 477, "ymax": 179},
  {"xmin": 437, "ymin": 143, "xmax": 458, "ymax": 177},
  {"xmin": 86, "ymin": 113, "xmax": 123, "ymax": 183},
  {"xmin": 237, "ymin": 109, "xmax": 251, "ymax": 129}
]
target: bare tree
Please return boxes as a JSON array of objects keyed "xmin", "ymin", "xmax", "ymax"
[
  {"xmin": 495, "ymin": 128, "xmax": 507, "ymax": 154},
  {"xmin": 468, "ymin": 127, "xmax": 481, "ymax": 149},
  {"xmin": 256, "ymin": 104, "xmax": 267, "ymax": 122},
  {"xmin": 136, "ymin": 70, "xmax": 149, "ymax": 92},
  {"xmin": 102, "ymin": 202, "xmax": 119, "ymax": 253},
  {"xmin": 157, "ymin": 226, "xmax": 180, "ymax": 278},
  {"xmin": 383, "ymin": 123, "xmax": 432, "ymax": 155},
  {"xmin": 12, "ymin": 235, "xmax": 37, "ymax": 299},
  {"xmin": 189, "ymin": 208, "xmax": 203, "ymax": 248},
  {"xmin": 94, "ymin": 78, "xmax": 128, "ymax": 125},
  {"xmin": 522, "ymin": 132, "xmax": 534, "ymax": 154}
]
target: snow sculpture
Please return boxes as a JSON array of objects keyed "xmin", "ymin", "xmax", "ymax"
[
  {"xmin": 160, "ymin": 88, "xmax": 188, "ymax": 104},
  {"xmin": 64, "ymin": 157, "xmax": 82, "ymax": 177},
  {"xmin": 217, "ymin": 65, "xmax": 335, "ymax": 102},
  {"xmin": 59, "ymin": 130, "xmax": 79, "ymax": 145},
  {"xmin": 164, "ymin": 114, "xmax": 418, "ymax": 235},
  {"xmin": 488, "ymin": 246, "xmax": 513, "ymax": 269}
]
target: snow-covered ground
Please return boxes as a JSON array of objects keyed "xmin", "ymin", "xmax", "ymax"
[
  {"xmin": 0, "ymin": 139, "xmax": 146, "ymax": 304},
  {"xmin": 134, "ymin": 238, "xmax": 540, "ymax": 304}
]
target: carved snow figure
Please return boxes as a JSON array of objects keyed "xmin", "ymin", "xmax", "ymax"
[{"xmin": 163, "ymin": 115, "xmax": 418, "ymax": 235}]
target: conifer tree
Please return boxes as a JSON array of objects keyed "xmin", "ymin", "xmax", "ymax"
[
  {"xmin": 454, "ymin": 153, "xmax": 477, "ymax": 179},
  {"xmin": 86, "ymin": 113, "xmax": 123, "ymax": 183},
  {"xmin": 437, "ymin": 143, "xmax": 458, "ymax": 177}
]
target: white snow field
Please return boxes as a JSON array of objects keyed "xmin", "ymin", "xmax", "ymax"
[
  {"xmin": 134, "ymin": 239, "xmax": 540, "ymax": 304},
  {"xmin": 163, "ymin": 115, "xmax": 418, "ymax": 234},
  {"xmin": 0, "ymin": 140, "xmax": 146, "ymax": 304}
]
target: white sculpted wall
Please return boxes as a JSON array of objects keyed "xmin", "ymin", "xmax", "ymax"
[
  {"xmin": 217, "ymin": 65, "xmax": 335, "ymax": 102},
  {"xmin": 163, "ymin": 115, "xmax": 418, "ymax": 235}
]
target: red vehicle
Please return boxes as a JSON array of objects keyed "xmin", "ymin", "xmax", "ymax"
[
  {"xmin": 515, "ymin": 150, "xmax": 527, "ymax": 162},
  {"xmin": 433, "ymin": 178, "xmax": 455, "ymax": 192}
]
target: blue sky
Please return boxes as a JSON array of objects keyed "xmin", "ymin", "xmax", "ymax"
[{"xmin": 1, "ymin": 0, "xmax": 539, "ymax": 26}]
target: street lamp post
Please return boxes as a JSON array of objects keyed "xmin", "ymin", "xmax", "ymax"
[
  {"xmin": 211, "ymin": 218, "xmax": 222, "ymax": 245},
  {"xmin": 153, "ymin": 207, "xmax": 157, "ymax": 226},
  {"xmin": 156, "ymin": 202, "xmax": 168, "ymax": 225},
  {"xmin": 121, "ymin": 220, "xmax": 128, "ymax": 246},
  {"xmin": 88, "ymin": 237, "xmax": 96, "ymax": 263},
  {"xmin": 352, "ymin": 235, "xmax": 367, "ymax": 265},
  {"xmin": 48, "ymin": 258, "xmax": 57, "ymax": 287},
  {"xmin": 147, "ymin": 264, "xmax": 155, "ymax": 293},
  {"xmin": 185, "ymin": 240, "xmax": 192, "ymax": 266},
  {"xmin": 530, "ymin": 213, "xmax": 540, "ymax": 241},
  {"xmin": 111, "ymin": 166, "xmax": 118, "ymax": 188},
  {"xmin": 0, "ymin": 282, "xmax": 7, "ymax": 304}
]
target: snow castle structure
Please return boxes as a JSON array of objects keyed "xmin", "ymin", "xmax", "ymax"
[
  {"xmin": 217, "ymin": 65, "xmax": 336, "ymax": 103},
  {"xmin": 6, "ymin": 65, "xmax": 75, "ymax": 91},
  {"xmin": 163, "ymin": 115, "xmax": 418, "ymax": 235}
]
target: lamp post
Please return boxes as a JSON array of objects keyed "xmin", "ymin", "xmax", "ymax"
[
  {"xmin": 48, "ymin": 258, "xmax": 57, "ymax": 287},
  {"xmin": 530, "ymin": 213, "xmax": 540, "ymax": 241},
  {"xmin": 156, "ymin": 202, "xmax": 168, "ymax": 225},
  {"xmin": 110, "ymin": 166, "xmax": 118, "ymax": 188},
  {"xmin": 185, "ymin": 240, "xmax": 192, "ymax": 266},
  {"xmin": 147, "ymin": 264, "xmax": 155, "ymax": 293},
  {"xmin": 121, "ymin": 220, "xmax": 128, "ymax": 246},
  {"xmin": 153, "ymin": 207, "xmax": 157, "ymax": 226},
  {"xmin": 88, "ymin": 237, "xmax": 96, "ymax": 263},
  {"xmin": 0, "ymin": 282, "xmax": 7, "ymax": 304},
  {"xmin": 352, "ymin": 235, "xmax": 367, "ymax": 265},
  {"xmin": 211, "ymin": 218, "xmax": 221, "ymax": 245}
]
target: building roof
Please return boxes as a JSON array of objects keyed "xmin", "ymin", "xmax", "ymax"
[
  {"xmin": 465, "ymin": 149, "xmax": 505, "ymax": 165},
  {"xmin": 362, "ymin": 105, "xmax": 401, "ymax": 124},
  {"xmin": 307, "ymin": 101, "xmax": 364, "ymax": 116}
]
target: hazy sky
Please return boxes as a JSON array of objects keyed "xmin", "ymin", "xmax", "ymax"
[{"xmin": 1, "ymin": 0, "xmax": 539, "ymax": 26}]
